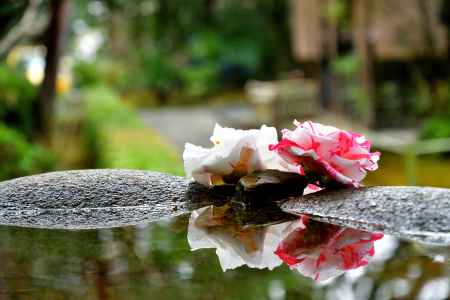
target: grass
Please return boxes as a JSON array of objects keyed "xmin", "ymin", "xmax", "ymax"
[
  {"xmin": 103, "ymin": 128, "xmax": 184, "ymax": 176},
  {"xmin": 81, "ymin": 85, "xmax": 184, "ymax": 175}
]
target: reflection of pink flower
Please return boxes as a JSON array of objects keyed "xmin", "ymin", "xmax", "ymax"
[
  {"xmin": 274, "ymin": 216, "xmax": 383, "ymax": 281},
  {"xmin": 270, "ymin": 121, "xmax": 380, "ymax": 187}
]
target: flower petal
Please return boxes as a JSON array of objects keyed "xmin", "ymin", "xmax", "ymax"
[{"xmin": 271, "ymin": 121, "xmax": 380, "ymax": 187}]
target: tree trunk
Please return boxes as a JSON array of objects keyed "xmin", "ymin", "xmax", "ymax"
[
  {"xmin": 417, "ymin": 0, "xmax": 436, "ymax": 55},
  {"xmin": 37, "ymin": 0, "xmax": 70, "ymax": 142},
  {"xmin": 0, "ymin": 0, "xmax": 45, "ymax": 59}
]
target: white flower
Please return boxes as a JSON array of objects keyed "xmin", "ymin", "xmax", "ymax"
[{"xmin": 183, "ymin": 124, "xmax": 291, "ymax": 186}]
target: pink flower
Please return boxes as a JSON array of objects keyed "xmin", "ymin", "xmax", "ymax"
[
  {"xmin": 274, "ymin": 216, "xmax": 383, "ymax": 281},
  {"xmin": 270, "ymin": 120, "xmax": 380, "ymax": 187}
]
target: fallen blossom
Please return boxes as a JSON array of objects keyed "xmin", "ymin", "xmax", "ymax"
[
  {"xmin": 183, "ymin": 124, "xmax": 292, "ymax": 187},
  {"xmin": 270, "ymin": 120, "xmax": 380, "ymax": 187}
]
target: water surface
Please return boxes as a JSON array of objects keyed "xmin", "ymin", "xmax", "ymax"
[{"xmin": 0, "ymin": 209, "xmax": 448, "ymax": 300}]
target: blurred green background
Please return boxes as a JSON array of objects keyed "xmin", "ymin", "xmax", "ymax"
[
  {"xmin": 1, "ymin": 0, "xmax": 450, "ymax": 186},
  {"xmin": 1, "ymin": 2, "xmax": 450, "ymax": 300}
]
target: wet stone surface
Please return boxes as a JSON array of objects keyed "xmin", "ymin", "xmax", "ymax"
[
  {"xmin": 0, "ymin": 170, "xmax": 449, "ymax": 245},
  {"xmin": 0, "ymin": 170, "xmax": 224, "ymax": 229},
  {"xmin": 282, "ymin": 186, "xmax": 450, "ymax": 244},
  {"xmin": 1, "ymin": 170, "xmax": 449, "ymax": 299}
]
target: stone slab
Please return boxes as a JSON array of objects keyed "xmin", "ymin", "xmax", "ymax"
[
  {"xmin": 281, "ymin": 186, "xmax": 450, "ymax": 245},
  {"xmin": 0, "ymin": 170, "xmax": 449, "ymax": 245},
  {"xmin": 0, "ymin": 169, "xmax": 222, "ymax": 229}
]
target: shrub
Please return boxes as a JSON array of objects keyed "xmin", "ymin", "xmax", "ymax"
[
  {"xmin": 179, "ymin": 31, "xmax": 260, "ymax": 97},
  {"xmin": 81, "ymin": 85, "xmax": 183, "ymax": 175},
  {"xmin": 0, "ymin": 63, "xmax": 37, "ymax": 137},
  {"xmin": 180, "ymin": 62, "xmax": 219, "ymax": 97},
  {"xmin": 420, "ymin": 116, "xmax": 450, "ymax": 140},
  {"xmin": 82, "ymin": 85, "xmax": 139, "ymax": 165},
  {"xmin": 73, "ymin": 60, "xmax": 129, "ymax": 91},
  {"xmin": 136, "ymin": 49, "xmax": 180, "ymax": 101},
  {"xmin": 104, "ymin": 129, "xmax": 183, "ymax": 175},
  {"xmin": 0, "ymin": 124, "xmax": 56, "ymax": 180},
  {"xmin": 83, "ymin": 85, "xmax": 139, "ymax": 130}
]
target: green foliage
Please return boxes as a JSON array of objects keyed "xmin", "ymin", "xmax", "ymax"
[
  {"xmin": 410, "ymin": 69, "xmax": 433, "ymax": 115},
  {"xmin": 331, "ymin": 54, "xmax": 370, "ymax": 118},
  {"xmin": 434, "ymin": 80, "xmax": 450, "ymax": 114},
  {"xmin": 0, "ymin": 124, "xmax": 55, "ymax": 180},
  {"xmin": 82, "ymin": 85, "xmax": 183, "ymax": 174},
  {"xmin": 179, "ymin": 30, "xmax": 265, "ymax": 97},
  {"xmin": 135, "ymin": 49, "xmax": 180, "ymax": 97},
  {"xmin": 186, "ymin": 31, "xmax": 262, "ymax": 71},
  {"xmin": 419, "ymin": 80, "xmax": 450, "ymax": 139},
  {"xmin": 180, "ymin": 62, "xmax": 219, "ymax": 97},
  {"xmin": 83, "ymin": 85, "xmax": 139, "ymax": 129},
  {"xmin": 323, "ymin": 0, "xmax": 351, "ymax": 30},
  {"xmin": 331, "ymin": 54, "xmax": 360, "ymax": 78},
  {"xmin": 420, "ymin": 117, "xmax": 450, "ymax": 140},
  {"xmin": 0, "ymin": 65, "xmax": 56, "ymax": 179},
  {"xmin": 73, "ymin": 0, "xmax": 293, "ymax": 101},
  {"xmin": 104, "ymin": 128, "xmax": 184, "ymax": 175},
  {"xmin": 0, "ymin": 63, "xmax": 37, "ymax": 137},
  {"xmin": 73, "ymin": 60, "xmax": 128, "ymax": 90},
  {"xmin": 378, "ymin": 81, "xmax": 404, "ymax": 124},
  {"xmin": 72, "ymin": 60, "xmax": 103, "ymax": 87},
  {"xmin": 82, "ymin": 85, "xmax": 138, "ymax": 164}
]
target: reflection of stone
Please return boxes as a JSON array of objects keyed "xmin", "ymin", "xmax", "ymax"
[{"xmin": 282, "ymin": 186, "xmax": 450, "ymax": 245}]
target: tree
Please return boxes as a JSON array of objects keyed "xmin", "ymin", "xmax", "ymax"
[{"xmin": 36, "ymin": 0, "xmax": 70, "ymax": 141}]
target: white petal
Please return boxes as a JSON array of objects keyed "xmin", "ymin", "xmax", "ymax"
[{"xmin": 183, "ymin": 123, "xmax": 291, "ymax": 186}]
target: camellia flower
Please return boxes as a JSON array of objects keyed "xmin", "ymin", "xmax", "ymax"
[
  {"xmin": 270, "ymin": 120, "xmax": 380, "ymax": 187},
  {"xmin": 183, "ymin": 124, "xmax": 292, "ymax": 187},
  {"xmin": 274, "ymin": 215, "xmax": 384, "ymax": 281}
]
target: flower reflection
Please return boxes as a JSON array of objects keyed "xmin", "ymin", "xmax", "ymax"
[
  {"xmin": 187, "ymin": 206, "xmax": 383, "ymax": 281},
  {"xmin": 187, "ymin": 205, "xmax": 301, "ymax": 270},
  {"xmin": 275, "ymin": 215, "xmax": 383, "ymax": 281}
]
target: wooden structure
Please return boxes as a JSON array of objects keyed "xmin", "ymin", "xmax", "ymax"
[
  {"xmin": 246, "ymin": 78, "xmax": 319, "ymax": 127},
  {"xmin": 290, "ymin": 0, "xmax": 449, "ymax": 127},
  {"xmin": 291, "ymin": 0, "xmax": 448, "ymax": 61}
]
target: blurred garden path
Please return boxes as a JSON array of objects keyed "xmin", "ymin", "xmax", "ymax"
[
  {"xmin": 139, "ymin": 104, "xmax": 257, "ymax": 151},
  {"xmin": 140, "ymin": 105, "xmax": 421, "ymax": 154}
]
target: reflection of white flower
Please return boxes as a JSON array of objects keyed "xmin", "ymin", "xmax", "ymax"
[
  {"xmin": 183, "ymin": 124, "xmax": 292, "ymax": 187},
  {"xmin": 188, "ymin": 207, "xmax": 383, "ymax": 281},
  {"xmin": 187, "ymin": 205, "xmax": 302, "ymax": 271}
]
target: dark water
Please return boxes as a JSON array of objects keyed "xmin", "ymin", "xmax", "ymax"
[{"xmin": 0, "ymin": 206, "xmax": 449, "ymax": 300}]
